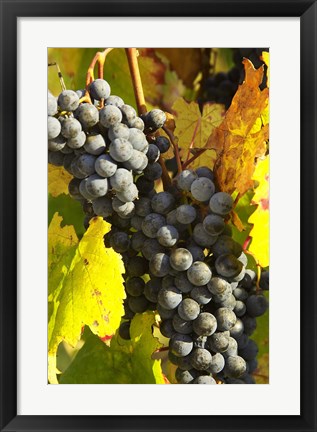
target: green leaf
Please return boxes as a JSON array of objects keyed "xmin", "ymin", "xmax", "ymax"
[
  {"xmin": 252, "ymin": 291, "xmax": 269, "ymax": 383},
  {"xmin": 252, "ymin": 296, "xmax": 269, "ymax": 357},
  {"xmin": 48, "ymin": 214, "xmax": 125, "ymax": 384},
  {"xmin": 214, "ymin": 48, "xmax": 235, "ymax": 73},
  {"xmin": 48, "ymin": 48, "xmax": 171, "ymax": 111},
  {"xmin": 229, "ymin": 191, "xmax": 257, "ymax": 270},
  {"xmin": 231, "ymin": 191, "xmax": 256, "ymax": 245},
  {"xmin": 48, "ymin": 193, "xmax": 85, "ymax": 238},
  {"xmin": 48, "ymin": 48, "xmax": 104, "ymax": 96},
  {"xmin": 103, "ymin": 49, "xmax": 137, "ymax": 107},
  {"xmin": 60, "ymin": 312, "xmax": 166, "ymax": 384},
  {"xmin": 48, "ymin": 48, "xmax": 135, "ymax": 106},
  {"xmin": 254, "ymin": 353, "xmax": 269, "ymax": 384}
]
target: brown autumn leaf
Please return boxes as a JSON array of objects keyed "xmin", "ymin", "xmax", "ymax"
[
  {"xmin": 206, "ymin": 59, "xmax": 269, "ymax": 196},
  {"xmin": 138, "ymin": 48, "xmax": 167, "ymax": 107}
]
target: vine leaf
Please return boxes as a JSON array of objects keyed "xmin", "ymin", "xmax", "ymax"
[
  {"xmin": 254, "ymin": 353, "xmax": 269, "ymax": 384},
  {"xmin": 156, "ymin": 48, "xmax": 204, "ymax": 87},
  {"xmin": 48, "ymin": 193, "xmax": 85, "ymax": 238},
  {"xmin": 262, "ymin": 51, "xmax": 270, "ymax": 88},
  {"xmin": 48, "ymin": 214, "xmax": 125, "ymax": 384},
  {"xmin": 172, "ymin": 98, "xmax": 224, "ymax": 169},
  {"xmin": 206, "ymin": 58, "xmax": 269, "ymax": 196},
  {"xmin": 252, "ymin": 290, "xmax": 269, "ymax": 384},
  {"xmin": 48, "ymin": 212, "xmax": 78, "ymax": 280},
  {"xmin": 230, "ymin": 190, "xmax": 256, "ymax": 247},
  {"xmin": 59, "ymin": 312, "xmax": 166, "ymax": 384},
  {"xmin": 161, "ymin": 69, "xmax": 186, "ymax": 110},
  {"xmin": 48, "ymin": 48, "xmax": 103, "ymax": 97},
  {"xmin": 48, "ymin": 164, "xmax": 72, "ymax": 197},
  {"xmin": 248, "ymin": 156, "xmax": 270, "ymax": 268},
  {"xmin": 138, "ymin": 48, "xmax": 167, "ymax": 107}
]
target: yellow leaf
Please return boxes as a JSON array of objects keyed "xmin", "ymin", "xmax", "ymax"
[
  {"xmin": 262, "ymin": 51, "xmax": 270, "ymax": 88},
  {"xmin": 48, "ymin": 212, "xmax": 78, "ymax": 285},
  {"xmin": 48, "ymin": 215, "xmax": 125, "ymax": 383},
  {"xmin": 48, "ymin": 164, "xmax": 72, "ymax": 197},
  {"xmin": 127, "ymin": 312, "xmax": 166, "ymax": 384},
  {"xmin": 188, "ymin": 149, "xmax": 218, "ymax": 171},
  {"xmin": 261, "ymin": 105, "xmax": 269, "ymax": 127},
  {"xmin": 248, "ymin": 156, "xmax": 269, "ymax": 267},
  {"xmin": 206, "ymin": 59, "xmax": 269, "ymax": 196},
  {"xmin": 173, "ymin": 98, "xmax": 224, "ymax": 170}
]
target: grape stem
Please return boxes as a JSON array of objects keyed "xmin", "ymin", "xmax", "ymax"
[
  {"xmin": 242, "ymin": 236, "xmax": 251, "ymax": 250},
  {"xmin": 184, "ymin": 118, "xmax": 201, "ymax": 167},
  {"xmin": 125, "ymin": 48, "xmax": 147, "ymax": 116},
  {"xmin": 182, "ymin": 148, "xmax": 207, "ymax": 169},
  {"xmin": 163, "ymin": 126, "xmax": 182, "ymax": 174},
  {"xmin": 125, "ymin": 48, "xmax": 171, "ymax": 190},
  {"xmin": 85, "ymin": 48, "xmax": 114, "ymax": 103},
  {"xmin": 158, "ymin": 157, "xmax": 172, "ymax": 190}
]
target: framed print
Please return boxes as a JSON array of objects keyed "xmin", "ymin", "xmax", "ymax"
[{"xmin": 0, "ymin": 1, "xmax": 316, "ymax": 431}]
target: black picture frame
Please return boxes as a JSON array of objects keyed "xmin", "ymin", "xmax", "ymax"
[{"xmin": 1, "ymin": 1, "xmax": 316, "ymax": 431}]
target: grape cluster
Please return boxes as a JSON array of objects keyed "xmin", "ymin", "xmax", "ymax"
[
  {"xmin": 48, "ymin": 79, "xmax": 269, "ymax": 385},
  {"xmin": 48, "ymin": 79, "xmax": 170, "ymax": 219},
  {"xmin": 200, "ymin": 48, "xmax": 269, "ymax": 109},
  {"xmin": 103, "ymin": 165, "xmax": 268, "ymax": 384}
]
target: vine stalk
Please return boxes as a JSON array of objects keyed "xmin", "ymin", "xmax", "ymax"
[
  {"xmin": 125, "ymin": 48, "xmax": 147, "ymax": 116},
  {"xmin": 162, "ymin": 126, "xmax": 182, "ymax": 175},
  {"xmin": 125, "ymin": 48, "xmax": 171, "ymax": 190},
  {"xmin": 182, "ymin": 148, "xmax": 207, "ymax": 170}
]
